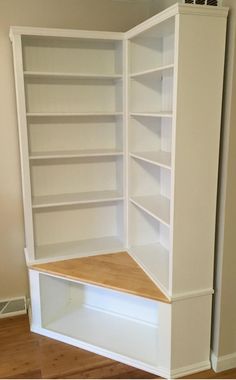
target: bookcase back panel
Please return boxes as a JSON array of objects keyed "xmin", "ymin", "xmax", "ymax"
[
  {"xmin": 129, "ymin": 18, "xmax": 175, "ymax": 73},
  {"xmin": 28, "ymin": 116, "xmax": 123, "ymax": 153},
  {"xmin": 22, "ymin": 37, "xmax": 123, "ymax": 75},
  {"xmin": 130, "ymin": 158, "xmax": 171, "ymax": 199},
  {"xmin": 33, "ymin": 202, "xmax": 123, "ymax": 246},
  {"xmin": 129, "ymin": 116, "xmax": 172, "ymax": 153},
  {"xmin": 30, "ymin": 157, "xmax": 123, "ymax": 197},
  {"xmin": 25, "ymin": 78, "xmax": 123, "ymax": 113},
  {"xmin": 130, "ymin": 75, "xmax": 173, "ymax": 113}
]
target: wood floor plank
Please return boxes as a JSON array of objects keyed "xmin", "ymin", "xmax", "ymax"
[
  {"xmin": 0, "ymin": 315, "xmax": 236, "ymax": 379},
  {"xmin": 30, "ymin": 252, "xmax": 170, "ymax": 303}
]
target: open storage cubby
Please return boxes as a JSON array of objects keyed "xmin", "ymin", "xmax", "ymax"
[
  {"xmin": 27, "ymin": 115, "xmax": 123, "ymax": 155},
  {"xmin": 34, "ymin": 201, "xmax": 124, "ymax": 261},
  {"xmin": 11, "ymin": 3, "xmax": 228, "ymax": 378},
  {"xmin": 22, "ymin": 36, "xmax": 123, "ymax": 76},
  {"xmin": 129, "ymin": 203, "xmax": 169, "ymax": 294},
  {"xmin": 129, "ymin": 18, "xmax": 175, "ymax": 75},
  {"xmin": 37, "ymin": 272, "xmax": 161, "ymax": 366}
]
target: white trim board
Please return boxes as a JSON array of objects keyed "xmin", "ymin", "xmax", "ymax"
[{"xmin": 211, "ymin": 351, "xmax": 236, "ymax": 373}]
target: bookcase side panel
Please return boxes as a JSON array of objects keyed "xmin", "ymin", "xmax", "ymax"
[{"xmin": 171, "ymin": 13, "xmax": 227, "ymax": 297}]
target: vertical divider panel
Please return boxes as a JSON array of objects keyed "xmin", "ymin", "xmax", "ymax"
[
  {"xmin": 123, "ymin": 39, "xmax": 129, "ymax": 248},
  {"xmin": 11, "ymin": 33, "xmax": 35, "ymax": 262}
]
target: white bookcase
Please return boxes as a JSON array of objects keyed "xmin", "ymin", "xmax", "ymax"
[{"xmin": 10, "ymin": 3, "xmax": 228, "ymax": 378}]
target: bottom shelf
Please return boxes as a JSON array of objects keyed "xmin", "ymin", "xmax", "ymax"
[
  {"xmin": 129, "ymin": 243, "xmax": 169, "ymax": 296},
  {"xmin": 45, "ymin": 304, "xmax": 159, "ymax": 366},
  {"xmin": 35, "ymin": 236, "xmax": 124, "ymax": 262}
]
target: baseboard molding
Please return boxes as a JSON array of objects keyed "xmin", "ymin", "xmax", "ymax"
[
  {"xmin": 211, "ymin": 351, "xmax": 236, "ymax": 372},
  {"xmin": 170, "ymin": 360, "xmax": 211, "ymax": 378}
]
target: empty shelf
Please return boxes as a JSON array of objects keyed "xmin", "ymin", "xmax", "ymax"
[
  {"xmin": 32, "ymin": 191, "xmax": 123, "ymax": 209},
  {"xmin": 29, "ymin": 149, "xmax": 124, "ymax": 160},
  {"xmin": 26, "ymin": 112, "xmax": 123, "ymax": 117},
  {"xmin": 130, "ymin": 112, "xmax": 172, "ymax": 118},
  {"xmin": 129, "ymin": 243, "xmax": 169, "ymax": 296},
  {"xmin": 130, "ymin": 195, "xmax": 170, "ymax": 226},
  {"xmin": 35, "ymin": 237, "xmax": 124, "ymax": 262},
  {"xmin": 31, "ymin": 252, "xmax": 170, "ymax": 303},
  {"xmin": 130, "ymin": 151, "xmax": 171, "ymax": 170},
  {"xmin": 24, "ymin": 71, "xmax": 123, "ymax": 80},
  {"xmin": 130, "ymin": 64, "xmax": 174, "ymax": 79}
]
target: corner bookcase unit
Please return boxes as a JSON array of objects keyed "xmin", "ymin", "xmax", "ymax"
[{"xmin": 10, "ymin": 3, "xmax": 228, "ymax": 378}]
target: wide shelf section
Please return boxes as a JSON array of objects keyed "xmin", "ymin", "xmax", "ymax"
[
  {"xmin": 130, "ymin": 195, "xmax": 170, "ymax": 226},
  {"xmin": 32, "ymin": 190, "xmax": 123, "ymax": 209},
  {"xmin": 130, "ymin": 151, "xmax": 171, "ymax": 170},
  {"xmin": 35, "ymin": 237, "xmax": 124, "ymax": 262},
  {"xmin": 24, "ymin": 71, "xmax": 123, "ymax": 80},
  {"xmin": 130, "ymin": 64, "xmax": 174, "ymax": 80},
  {"xmin": 31, "ymin": 251, "xmax": 169, "ymax": 303},
  {"xmin": 29, "ymin": 149, "xmax": 123, "ymax": 160},
  {"xmin": 129, "ymin": 243, "xmax": 169, "ymax": 296}
]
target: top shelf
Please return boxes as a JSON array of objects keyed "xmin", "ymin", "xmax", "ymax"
[{"xmin": 24, "ymin": 71, "xmax": 123, "ymax": 80}]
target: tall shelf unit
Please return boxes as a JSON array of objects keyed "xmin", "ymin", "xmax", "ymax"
[{"xmin": 10, "ymin": 3, "xmax": 228, "ymax": 378}]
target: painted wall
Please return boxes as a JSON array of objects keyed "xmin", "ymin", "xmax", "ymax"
[
  {"xmin": 211, "ymin": 0, "xmax": 236, "ymax": 367},
  {"xmin": 0, "ymin": 0, "xmax": 151, "ymax": 299}
]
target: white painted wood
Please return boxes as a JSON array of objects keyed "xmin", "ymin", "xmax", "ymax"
[
  {"xmin": 170, "ymin": 12, "xmax": 228, "ymax": 297},
  {"xmin": 24, "ymin": 71, "xmax": 122, "ymax": 80},
  {"xmin": 130, "ymin": 64, "xmax": 174, "ymax": 79},
  {"xmin": 129, "ymin": 243, "xmax": 169, "ymax": 296},
  {"xmin": 27, "ymin": 112, "xmax": 123, "ymax": 117},
  {"xmin": 30, "ymin": 156, "xmax": 123, "ymax": 198},
  {"xmin": 130, "ymin": 195, "xmax": 170, "ymax": 227},
  {"xmin": 11, "ymin": 34, "xmax": 35, "ymax": 261},
  {"xmin": 130, "ymin": 112, "xmax": 172, "ymax": 118},
  {"xmin": 29, "ymin": 149, "xmax": 123, "ymax": 160},
  {"xmin": 34, "ymin": 236, "xmax": 124, "ymax": 263},
  {"xmin": 130, "ymin": 151, "xmax": 171, "ymax": 170},
  {"xmin": 10, "ymin": 26, "xmax": 124, "ymax": 40},
  {"xmin": 32, "ymin": 190, "xmax": 123, "ymax": 209}
]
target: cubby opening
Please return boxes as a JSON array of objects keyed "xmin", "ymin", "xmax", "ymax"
[
  {"xmin": 39, "ymin": 273, "xmax": 160, "ymax": 366},
  {"xmin": 27, "ymin": 115, "xmax": 123, "ymax": 155},
  {"xmin": 129, "ymin": 18, "xmax": 175, "ymax": 75},
  {"xmin": 130, "ymin": 157, "xmax": 171, "ymax": 226},
  {"xmin": 22, "ymin": 37, "xmax": 123, "ymax": 76},
  {"xmin": 129, "ymin": 203, "xmax": 169, "ymax": 294},
  {"xmin": 30, "ymin": 156, "xmax": 123, "ymax": 208},
  {"xmin": 24, "ymin": 76, "xmax": 123, "ymax": 114},
  {"xmin": 33, "ymin": 201, "xmax": 124, "ymax": 260},
  {"xmin": 129, "ymin": 115, "xmax": 172, "ymax": 169},
  {"xmin": 130, "ymin": 73, "xmax": 173, "ymax": 115}
]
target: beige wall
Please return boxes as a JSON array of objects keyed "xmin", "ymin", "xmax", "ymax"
[
  {"xmin": 0, "ymin": 0, "xmax": 151, "ymax": 300},
  {"xmin": 212, "ymin": 0, "xmax": 236, "ymax": 360}
]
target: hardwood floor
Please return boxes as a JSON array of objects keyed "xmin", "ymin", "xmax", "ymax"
[{"xmin": 0, "ymin": 315, "xmax": 236, "ymax": 379}]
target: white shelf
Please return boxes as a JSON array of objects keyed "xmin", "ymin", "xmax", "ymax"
[
  {"xmin": 29, "ymin": 149, "xmax": 124, "ymax": 160},
  {"xmin": 24, "ymin": 71, "xmax": 123, "ymax": 80},
  {"xmin": 130, "ymin": 151, "xmax": 171, "ymax": 170},
  {"xmin": 45, "ymin": 305, "xmax": 158, "ymax": 366},
  {"xmin": 32, "ymin": 190, "xmax": 123, "ymax": 209},
  {"xmin": 130, "ymin": 195, "xmax": 170, "ymax": 226},
  {"xmin": 130, "ymin": 112, "xmax": 172, "ymax": 118},
  {"xmin": 26, "ymin": 112, "xmax": 123, "ymax": 118},
  {"xmin": 129, "ymin": 243, "xmax": 169, "ymax": 296},
  {"xmin": 35, "ymin": 236, "xmax": 124, "ymax": 261},
  {"xmin": 130, "ymin": 64, "xmax": 174, "ymax": 80}
]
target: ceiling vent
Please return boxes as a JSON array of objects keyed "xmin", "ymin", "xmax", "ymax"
[{"xmin": 183, "ymin": 0, "xmax": 222, "ymax": 5}]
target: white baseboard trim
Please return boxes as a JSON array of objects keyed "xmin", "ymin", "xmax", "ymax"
[
  {"xmin": 170, "ymin": 360, "xmax": 211, "ymax": 378},
  {"xmin": 211, "ymin": 351, "xmax": 236, "ymax": 372}
]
